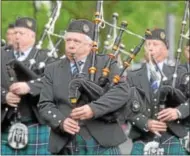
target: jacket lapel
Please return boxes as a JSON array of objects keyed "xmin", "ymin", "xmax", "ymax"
[
  {"xmin": 60, "ymin": 58, "xmax": 72, "ymax": 86},
  {"xmin": 82, "ymin": 53, "xmax": 92, "ymax": 79},
  {"xmin": 138, "ymin": 64, "xmax": 151, "ymax": 103},
  {"xmin": 162, "ymin": 64, "xmax": 173, "ymax": 82},
  {"xmin": 6, "ymin": 48, "xmax": 15, "ymax": 60},
  {"xmin": 22, "ymin": 47, "xmax": 36, "ymax": 63},
  {"xmin": 57, "ymin": 58, "xmax": 73, "ymax": 106}
]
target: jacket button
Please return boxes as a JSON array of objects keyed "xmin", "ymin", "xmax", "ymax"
[{"xmin": 30, "ymin": 80, "xmax": 35, "ymax": 83}]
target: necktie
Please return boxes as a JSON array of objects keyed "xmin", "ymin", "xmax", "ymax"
[
  {"xmin": 150, "ymin": 77, "xmax": 158, "ymax": 92},
  {"xmin": 150, "ymin": 66, "xmax": 159, "ymax": 92},
  {"xmin": 15, "ymin": 51, "xmax": 24, "ymax": 59},
  {"xmin": 72, "ymin": 61, "xmax": 84, "ymax": 75},
  {"xmin": 15, "ymin": 51, "xmax": 20, "ymax": 59}
]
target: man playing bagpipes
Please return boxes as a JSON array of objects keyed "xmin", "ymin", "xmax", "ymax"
[
  {"xmin": 37, "ymin": 18, "xmax": 135, "ymax": 155},
  {"xmin": 89, "ymin": 28, "xmax": 189, "ymax": 155},
  {"xmin": 124, "ymin": 28, "xmax": 189, "ymax": 155},
  {"xmin": 1, "ymin": 17, "xmax": 56, "ymax": 155}
]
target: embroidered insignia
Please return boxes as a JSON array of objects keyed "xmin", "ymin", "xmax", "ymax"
[
  {"xmin": 131, "ymin": 100, "xmax": 140, "ymax": 112},
  {"xmin": 26, "ymin": 20, "xmax": 33, "ymax": 28},
  {"xmin": 160, "ymin": 32, "xmax": 165, "ymax": 40},
  {"xmin": 83, "ymin": 24, "xmax": 90, "ymax": 33}
]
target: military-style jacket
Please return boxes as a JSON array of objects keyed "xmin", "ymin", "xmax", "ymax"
[
  {"xmin": 1, "ymin": 46, "xmax": 56, "ymax": 125},
  {"xmin": 37, "ymin": 53, "xmax": 127, "ymax": 153},
  {"xmin": 126, "ymin": 63, "xmax": 189, "ymax": 140}
]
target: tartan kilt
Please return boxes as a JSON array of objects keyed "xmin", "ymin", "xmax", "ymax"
[
  {"xmin": 1, "ymin": 123, "xmax": 50, "ymax": 155},
  {"xmin": 63, "ymin": 134, "xmax": 121, "ymax": 155},
  {"xmin": 179, "ymin": 126, "xmax": 190, "ymax": 153},
  {"xmin": 131, "ymin": 135, "xmax": 188, "ymax": 155}
]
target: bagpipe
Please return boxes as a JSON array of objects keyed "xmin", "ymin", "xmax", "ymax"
[
  {"xmin": 7, "ymin": 59, "xmax": 39, "ymax": 81},
  {"xmin": 68, "ymin": 1, "xmax": 151, "ymax": 123},
  {"xmin": 143, "ymin": 2, "xmax": 190, "ymax": 154},
  {"xmin": 172, "ymin": 0, "xmax": 189, "ymax": 87},
  {"xmin": 143, "ymin": 56, "xmax": 188, "ymax": 155},
  {"xmin": 159, "ymin": 0, "xmax": 189, "ymax": 115},
  {"xmin": 5, "ymin": 59, "xmax": 39, "ymax": 150},
  {"xmin": 4, "ymin": 2, "xmax": 63, "ymax": 148},
  {"xmin": 28, "ymin": 1, "xmax": 63, "ymax": 70}
]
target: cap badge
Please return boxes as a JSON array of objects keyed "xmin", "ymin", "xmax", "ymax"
[
  {"xmin": 83, "ymin": 24, "xmax": 90, "ymax": 33},
  {"xmin": 26, "ymin": 20, "xmax": 33, "ymax": 28},
  {"xmin": 160, "ymin": 32, "xmax": 166, "ymax": 40}
]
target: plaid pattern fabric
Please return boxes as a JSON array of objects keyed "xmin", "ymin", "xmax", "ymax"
[
  {"xmin": 63, "ymin": 134, "xmax": 121, "ymax": 155},
  {"xmin": 1, "ymin": 123, "xmax": 50, "ymax": 155},
  {"xmin": 131, "ymin": 135, "xmax": 188, "ymax": 155},
  {"xmin": 179, "ymin": 127, "xmax": 190, "ymax": 154}
]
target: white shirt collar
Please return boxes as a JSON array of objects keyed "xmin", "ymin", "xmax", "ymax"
[
  {"xmin": 14, "ymin": 47, "xmax": 33, "ymax": 61},
  {"xmin": 146, "ymin": 60, "xmax": 166, "ymax": 80},
  {"xmin": 70, "ymin": 57, "xmax": 87, "ymax": 72},
  {"xmin": 146, "ymin": 60, "xmax": 166, "ymax": 72}
]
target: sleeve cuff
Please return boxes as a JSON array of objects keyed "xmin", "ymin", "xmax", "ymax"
[
  {"xmin": 176, "ymin": 101, "xmax": 189, "ymax": 119},
  {"xmin": 176, "ymin": 109, "xmax": 182, "ymax": 119},
  {"xmin": 88, "ymin": 103, "xmax": 99, "ymax": 119},
  {"xmin": 27, "ymin": 78, "xmax": 43, "ymax": 96},
  {"xmin": 1, "ymin": 89, "xmax": 8, "ymax": 104},
  {"xmin": 130, "ymin": 114, "xmax": 149, "ymax": 132},
  {"xmin": 59, "ymin": 119, "xmax": 65, "ymax": 133}
]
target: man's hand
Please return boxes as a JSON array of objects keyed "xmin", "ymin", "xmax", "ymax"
[
  {"xmin": 5, "ymin": 92, "xmax": 21, "ymax": 107},
  {"xmin": 61, "ymin": 118, "xmax": 80, "ymax": 135},
  {"xmin": 70, "ymin": 104, "xmax": 94, "ymax": 120},
  {"xmin": 9, "ymin": 82, "xmax": 30, "ymax": 95},
  {"xmin": 147, "ymin": 119, "xmax": 167, "ymax": 134},
  {"xmin": 157, "ymin": 108, "xmax": 179, "ymax": 122}
]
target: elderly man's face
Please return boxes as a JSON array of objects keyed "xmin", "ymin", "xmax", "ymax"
[
  {"xmin": 184, "ymin": 45, "xmax": 190, "ymax": 62},
  {"xmin": 64, "ymin": 32, "xmax": 92, "ymax": 61},
  {"xmin": 6, "ymin": 28, "xmax": 15, "ymax": 46},
  {"xmin": 14, "ymin": 27, "xmax": 35, "ymax": 51},
  {"xmin": 144, "ymin": 40, "xmax": 168, "ymax": 63}
]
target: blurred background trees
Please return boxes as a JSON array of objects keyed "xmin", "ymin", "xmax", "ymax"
[{"xmin": 1, "ymin": 1, "xmax": 188, "ymax": 62}]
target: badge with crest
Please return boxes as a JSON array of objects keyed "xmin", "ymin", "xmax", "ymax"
[
  {"xmin": 83, "ymin": 24, "xmax": 90, "ymax": 33},
  {"xmin": 160, "ymin": 32, "xmax": 166, "ymax": 40},
  {"xmin": 26, "ymin": 20, "xmax": 33, "ymax": 28}
]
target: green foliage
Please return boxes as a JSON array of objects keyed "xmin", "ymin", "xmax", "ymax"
[{"xmin": 1, "ymin": 1, "xmax": 187, "ymax": 62}]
